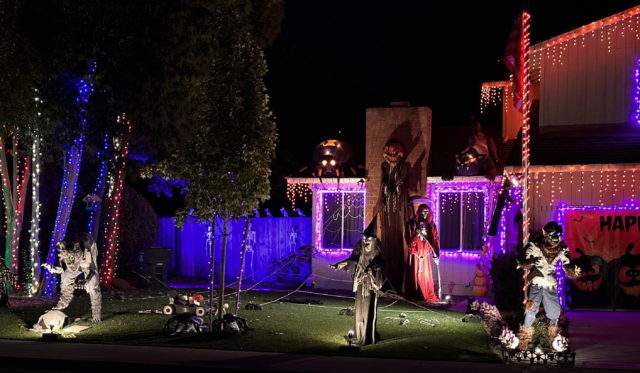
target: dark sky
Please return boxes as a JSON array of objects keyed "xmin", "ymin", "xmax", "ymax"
[{"xmin": 262, "ymin": 1, "xmax": 640, "ymax": 211}]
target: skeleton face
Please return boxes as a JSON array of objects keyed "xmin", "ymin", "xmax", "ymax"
[{"xmin": 420, "ymin": 207, "xmax": 429, "ymax": 219}]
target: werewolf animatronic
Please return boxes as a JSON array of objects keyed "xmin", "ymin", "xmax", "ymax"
[
  {"xmin": 44, "ymin": 233, "xmax": 101, "ymax": 322},
  {"xmin": 516, "ymin": 222, "xmax": 580, "ymax": 350}
]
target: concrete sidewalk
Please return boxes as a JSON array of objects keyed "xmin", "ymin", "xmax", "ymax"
[
  {"xmin": 0, "ymin": 339, "xmax": 627, "ymax": 373},
  {"xmin": 568, "ymin": 311, "xmax": 640, "ymax": 371}
]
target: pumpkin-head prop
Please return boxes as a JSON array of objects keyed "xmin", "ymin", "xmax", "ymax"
[
  {"xmin": 572, "ymin": 248, "xmax": 605, "ymax": 292},
  {"xmin": 312, "ymin": 139, "xmax": 353, "ymax": 178},
  {"xmin": 618, "ymin": 243, "xmax": 640, "ymax": 297},
  {"xmin": 382, "ymin": 141, "xmax": 405, "ymax": 166}
]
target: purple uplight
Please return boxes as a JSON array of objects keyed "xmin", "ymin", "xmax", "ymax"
[{"xmin": 439, "ymin": 250, "xmax": 482, "ymax": 259}]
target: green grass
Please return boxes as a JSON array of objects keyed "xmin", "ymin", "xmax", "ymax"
[{"xmin": 0, "ymin": 290, "xmax": 501, "ymax": 363}]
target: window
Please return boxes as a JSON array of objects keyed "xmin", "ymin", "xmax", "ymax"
[
  {"xmin": 438, "ymin": 192, "xmax": 484, "ymax": 250},
  {"xmin": 321, "ymin": 192, "xmax": 365, "ymax": 250}
]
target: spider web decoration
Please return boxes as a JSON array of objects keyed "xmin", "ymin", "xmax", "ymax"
[{"xmin": 321, "ymin": 191, "xmax": 365, "ymax": 250}]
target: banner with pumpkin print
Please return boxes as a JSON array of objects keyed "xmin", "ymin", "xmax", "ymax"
[{"xmin": 564, "ymin": 209, "xmax": 640, "ymax": 309}]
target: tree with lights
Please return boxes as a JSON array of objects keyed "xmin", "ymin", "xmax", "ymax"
[
  {"xmin": 33, "ymin": 0, "xmax": 160, "ymax": 289},
  {"xmin": 0, "ymin": 0, "xmax": 52, "ymax": 294},
  {"xmin": 143, "ymin": 0, "xmax": 281, "ymax": 324}
]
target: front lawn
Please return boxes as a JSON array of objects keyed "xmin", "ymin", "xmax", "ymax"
[{"xmin": 0, "ymin": 289, "xmax": 500, "ymax": 363}]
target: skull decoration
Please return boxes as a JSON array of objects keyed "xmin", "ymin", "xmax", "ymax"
[
  {"xmin": 618, "ymin": 243, "xmax": 640, "ymax": 297},
  {"xmin": 499, "ymin": 328, "xmax": 520, "ymax": 350},
  {"xmin": 552, "ymin": 334, "xmax": 569, "ymax": 352},
  {"xmin": 382, "ymin": 141, "xmax": 405, "ymax": 166}
]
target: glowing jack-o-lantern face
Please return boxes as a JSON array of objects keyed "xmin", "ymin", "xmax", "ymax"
[
  {"xmin": 572, "ymin": 248, "xmax": 605, "ymax": 292},
  {"xmin": 382, "ymin": 141, "xmax": 405, "ymax": 166},
  {"xmin": 618, "ymin": 243, "xmax": 640, "ymax": 297}
]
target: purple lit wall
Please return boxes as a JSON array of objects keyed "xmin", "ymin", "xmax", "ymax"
[
  {"xmin": 634, "ymin": 57, "xmax": 640, "ymax": 126},
  {"xmin": 499, "ymin": 185, "xmax": 523, "ymax": 254},
  {"xmin": 156, "ymin": 217, "xmax": 311, "ymax": 283}
]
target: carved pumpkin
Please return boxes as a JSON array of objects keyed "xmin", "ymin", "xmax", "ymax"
[
  {"xmin": 618, "ymin": 243, "xmax": 640, "ymax": 297},
  {"xmin": 382, "ymin": 141, "xmax": 405, "ymax": 166},
  {"xmin": 572, "ymin": 248, "xmax": 605, "ymax": 292}
]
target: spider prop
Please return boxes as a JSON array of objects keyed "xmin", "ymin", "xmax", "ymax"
[
  {"xmin": 339, "ymin": 307, "xmax": 355, "ymax": 316},
  {"xmin": 244, "ymin": 301, "xmax": 262, "ymax": 311},
  {"xmin": 211, "ymin": 313, "xmax": 253, "ymax": 335},
  {"xmin": 164, "ymin": 314, "xmax": 204, "ymax": 336},
  {"xmin": 298, "ymin": 139, "xmax": 362, "ymax": 183}
]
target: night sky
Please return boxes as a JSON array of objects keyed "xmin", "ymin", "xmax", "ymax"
[{"xmin": 261, "ymin": 1, "xmax": 640, "ymax": 211}]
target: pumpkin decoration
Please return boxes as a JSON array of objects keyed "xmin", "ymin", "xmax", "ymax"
[
  {"xmin": 382, "ymin": 141, "xmax": 405, "ymax": 166},
  {"xmin": 618, "ymin": 243, "xmax": 640, "ymax": 297},
  {"xmin": 471, "ymin": 262, "xmax": 488, "ymax": 297},
  {"xmin": 572, "ymin": 248, "xmax": 606, "ymax": 292}
]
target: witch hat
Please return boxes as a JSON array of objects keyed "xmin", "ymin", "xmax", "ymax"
[{"xmin": 363, "ymin": 216, "xmax": 378, "ymax": 238}]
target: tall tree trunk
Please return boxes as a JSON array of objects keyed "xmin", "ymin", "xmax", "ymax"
[
  {"xmin": 40, "ymin": 61, "xmax": 95, "ymax": 295},
  {"xmin": 0, "ymin": 135, "xmax": 30, "ymax": 283},
  {"xmin": 87, "ymin": 134, "xmax": 110, "ymax": 241},
  {"xmin": 217, "ymin": 216, "xmax": 229, "ymax": 319},
  {"xmin": 208, "ymin": 218, "xmax": 216, "ymax": 331},
  {"xmin": 99, "ymin": 114, "xmax": 132, "ymax": 288},
  {"xmin": 234, "ymin": 217, "xmax": 251, "ymax": 314},
  {"xmin": 41, "ymin": 142, "xmax": 84, "ymax": 295},
  {"xmin": 0, "ymin": 138, "xmax": 15, "ymax": 269},
  {"xmin": 27, "ymin": 137, "xmax": 42, "ymax": 295}
]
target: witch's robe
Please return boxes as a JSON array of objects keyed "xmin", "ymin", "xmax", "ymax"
[{"xmin": 335, "ymin": 240, "xmax": 384, "ymax": 346}]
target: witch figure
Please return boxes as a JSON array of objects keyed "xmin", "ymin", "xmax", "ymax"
[
  {"xmin": 405, "ymin": 204, "xmax": 440, "ymax": 303},
  {"xmin": 330, "ymin": 217, "xmax": 385, "ymax": 346}
]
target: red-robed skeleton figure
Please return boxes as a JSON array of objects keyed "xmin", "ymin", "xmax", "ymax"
[{"xmin": 405, "ymin": 203, "xmax": 440, "ymax": 303}]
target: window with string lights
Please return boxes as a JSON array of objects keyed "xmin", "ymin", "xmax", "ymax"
[
  {"xmin": 427, "ymin": 177, "xmax": 497, "ymax": 256},
  {"xmin": 320, "ymin": 191, "xmax": 365, "ymax": 251},
  {"xmin": 439, "ymin": 191, "xmax": 485, "ymax": 251}
]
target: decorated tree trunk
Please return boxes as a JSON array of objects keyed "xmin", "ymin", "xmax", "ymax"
[
  {"xmin": 0, "ymin": 133, "xmax": 31, "ymax": 286},
  {"xmin": 208, "ymin": 219, "xmax": 216, "ymax": 331},
  {"xmin": 41, "ymin": 141, "xmax": 84, "ymax": 296},
  {"xmin": 40, "ymin": 64, "xmax": 96, "ymax": 296},
  {"xmin": 217, "ymin": 216, "xmax": 229, "ymax": 320},
  {"xmin": 87, "ymin": 134, "xmax": 110, "ymax": 241},
  {"xmin": 235, "ymin": 218, "xmax": 252, "ymax": 314},
  {"xmin": 99, "ymin": 114, "xmax": 132, "ymax": 287},
  {"xmin": 27, "ymin": 137, "xmax": 42, "ymax": 295}
]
